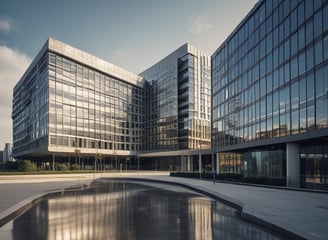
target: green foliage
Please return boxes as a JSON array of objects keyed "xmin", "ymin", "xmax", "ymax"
[
  {"xmin": 18, "ymin": 160, "xmax": 37, "ymax": 172},
  {"xmin": 57, "ymin": 163, "xmax": 68, "ymax": 171},
  {"xmin": 70, "ymin": 164, "xmax": 80, "ymax": 170}
]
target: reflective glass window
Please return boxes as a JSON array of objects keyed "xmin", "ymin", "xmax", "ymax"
[
  {"xmin": 307, "ymin": 73, "xmax": 314, "ymax": 101},
  {"xmin": 305, "ymin": 0, "xmax": 313, "ymax": 20},
  {"xmin": 314, "ymin": 9, "xmax": 322, "ymax": 38},
  {"xmin": 316, "ymin": 98, "xmax": 328, "ymax": 129},
  {"xmin": 291, "ymin": 32, "xmax": 298, "ymax": 56},
  {"xmin": 297, "ymin": 1, "xmax": 305, "ymax": 26},
  {"xmin": 307, "ymin": 104, "xmax": 315, "ymax": 131},
  {"xmin": 299, "ymin": 52, "xmax": 306, "ymax": 75},
  {"xmin": 315, "ymin": 39, "xmax": 323, "ymax": 65},
  {"xmin": 298, "ymin": 26, "xmax": 305, "ymax": 50},
  {"xmin": 299, "ymin": 77, "xmax": 307, "ymax": 104},
  {"xmin": 291, "ymin": 81, "xmax": 299, "ymax": 109},
  {"xmin": 290, "ymin": 9, "xmax": 297, "ymax": 33},
  {"xmin": 300, "ymin": 107, "xmax": 307, "ymax": 132},
  {"xmin": 324, "ymin": 35, "xmax": 328, "ymax": 61},
  {"xmin": 306, "ymin": 20, "xmax": 313, "ymax": 46},
  {"xmin": 306, "ymin": 46, "xmax": 314, "ymax": 71},
  {"xmin": 324, "ymin": 5, "xmax": 328, "ymax": 32}
]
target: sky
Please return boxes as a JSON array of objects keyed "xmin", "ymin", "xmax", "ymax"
[{"xmin": 0, "ymin": 0, "xmax": 258, "ymax": 148}]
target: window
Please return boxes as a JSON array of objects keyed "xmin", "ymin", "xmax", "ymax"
[
  {"xmin": 315, "ymin": 39, "xmax": 323, "ymax": 65},
  {"xmin": 306, "ymin": 46, "xmax": 314, "ymax": 71},
  {"xmin": 313, "ymin": 9, "xmax": 322, "ymax": 39},
  {"xmin": 284, "ymin": 16, "xmax": 290, "ymax": 37},
  {"xmin": 324, "ymin": 35, "xmax": 328, "ymax": 61},
  {"xmin": 297, "ymin": 1, "xmax": 304, "ymax": 26},
  {"xmin": 307, "ymin": 104, "xmax": 315, "ymax": 131},
  {"xmin": 298, "ymin": 52, "xmax": 305, "ymax": 75},
  {"xmin": 307, "ymin": 73, "xmax": 314, "ymax": 101},
  {"xmin": 291, "ymin": 57, "xmax": 298, "ymax": 79},
  {"xmin": 291, "ymin": 32, "xmax": 298, "ymax": 57},
  {"xmin": 267, "ymin": 94, "xmax": 272, "ymax": 116},
  {"xmin": 273, "ymin": 91, "xmax": 279, "ymax": 114},
  {"xmin": 316, "ymin": 97, "xmax": 328, "ymax": 129},
  {"xmin": 299, "ymin": 77, "xmax": 306, "ymax": 104},
  {"xmin": 324, "ymin": 5, "xmax": 328, "ymax": 32},
  {"xmin": 306, "ymin": 19, "xmax": 313, "ymax": 45},
  {"xmin": 298, "ymin": 26, "xmax": 305, "ymax": 50},
  {"xmin": 305, "ymin": 0, "xmax": 313, "ymax": 20},
  {"xmin": 291, "ymin": 109, "xmax": 299, "ymax": 134},
  {"xmin": 291, "ymin": 81, "xmax": 299, "ymax": 109},
  {"xmin": 290, "ymin": 9, "xmax": 297, "ymax": 33},
  {"xmin": 300, "ymin": 107, "xmax": 306, "ymax": 132}
]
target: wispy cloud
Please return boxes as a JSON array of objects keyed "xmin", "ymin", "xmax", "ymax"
[
  {"xmin": 189, "ymin": 15, "xmax": 213, "ymax": 35},
  {"xmin": 0, "ymin": 45, "xmax": 31, "ymax": 146},
  {"xmin": 0, "ymin": 17, "xmax": 13, "ymax": 33}
]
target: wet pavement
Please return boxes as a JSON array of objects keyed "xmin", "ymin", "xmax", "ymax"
[{"xmin": 0, "ymin": 180, "xmax": 284, "ymax": 240}]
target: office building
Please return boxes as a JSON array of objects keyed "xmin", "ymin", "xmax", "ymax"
[
  {"xmin": 139, "ymin": 44, "xmax": 211, "ymax": 170},
  {"xmin": 12, "ymin": 38, "xmax": 211, "ymax": 171},
  {"xmin": 12, "ymin": 38, "xmax": 145, "ymax": 169},
  {"xmin": 212, "ymin": 0, "xmax": 328, "ymax": 188}
]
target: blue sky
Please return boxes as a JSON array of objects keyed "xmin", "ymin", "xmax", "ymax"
[{"xmin": 0, "ymin": 0, "xmax": 257, "ymax": 148}]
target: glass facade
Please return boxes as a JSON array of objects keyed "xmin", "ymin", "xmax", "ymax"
[
  {"xmin": 141, "ymin": 44, "xmax": 211, "ymax": 151},
  {"xmin": 13, "ymin": 38, "xmax": 145, "ymax": 159},
  {"xmin": 47, "ymin": 53, "xmax": 145, "ymax": 152},
  {"xmin": 212, "ymin": 0, "xmax": 328, "ymax": 186},
  {"xmin": 12, "ymin": 52, "xmax": 49, "ymax": 155},
  {"xmin": 12, "ymin": 39, "xmax": 211, "ymax": 171}
]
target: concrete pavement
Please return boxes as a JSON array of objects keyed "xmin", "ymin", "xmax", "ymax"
[{"xmin": 0, "ymin": 172, "xmax": 327, "ymax": 240}]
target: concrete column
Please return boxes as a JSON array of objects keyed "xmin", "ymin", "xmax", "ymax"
[
  {"xmin": 181, "ymin": 156, "xmax": 187, "ymax": 172},
  {"xmin": 187, "ymin": 155, "xmax": 191, "ymax": 172},
  {"xmin": 199, "ymin": 153, "xmax": 202, "ymax": 177},
  {"xmin": 287, "ymin": 143, "xmax": 300, "ymax": 188},
  {"xmin": 216, "ymin": 153, "xmax": 220, "ymax": 174},
  {"xmin": 52, "ymin": 154, "xmax": 55, "ymax": 171}
]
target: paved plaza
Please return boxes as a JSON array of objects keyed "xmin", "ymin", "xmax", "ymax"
[{"xmin": 0, "ymin": 172, "xmax": 327, "ymax": 240}]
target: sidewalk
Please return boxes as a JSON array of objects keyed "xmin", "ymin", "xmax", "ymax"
[{"xmin": 0, "ymin": 172, "xmax": 327, "ymax": 240}]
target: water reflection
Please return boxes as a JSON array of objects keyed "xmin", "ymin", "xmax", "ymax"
[{"xmin": 3, "ymin": 181, "xmax": 283, "ymax": 240}]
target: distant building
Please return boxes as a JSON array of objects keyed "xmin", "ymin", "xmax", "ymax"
[
  {"xmin": 3, "ymin": 143, "xmax": 12, "ymax": 162},
  {"xmin": 211, "ymin": 0, "xmax": 328, "ymax": 188},
  {"xmin": 0, "ymin": 151, "xmax": 3, "ymax": 164}
]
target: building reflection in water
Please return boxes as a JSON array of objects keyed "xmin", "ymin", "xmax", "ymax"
[{"xmin": 9, "ymin": 181, "xmax": 283, "ymax": 240}]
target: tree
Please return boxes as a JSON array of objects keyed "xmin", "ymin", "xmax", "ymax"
[{"xmin": 18, "ymin": 160, "xmax": 37, "ymax": 172}]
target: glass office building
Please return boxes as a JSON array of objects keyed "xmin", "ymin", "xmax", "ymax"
[
  {"xmin": 139, "ymin": 44, "xmax": 211, "ymax": 171},
  {"xmin": 212, "ymin": 0, "xmax": 328, "ymax": 188},
  {"xmin": 12, "ymin": 38, "xmax": 211, "ymax": 171},
  {"xmin": 12, "ymin": 38, "xmax": 145, "ymax": 169},
  {"xmin": 140, "ymin": 44, "xmax": 211, "ymax": 151}
]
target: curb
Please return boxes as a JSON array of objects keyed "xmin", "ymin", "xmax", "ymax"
[{"xmin": 0, "ymin": 184, "xmax": 87, "ymax": 228}]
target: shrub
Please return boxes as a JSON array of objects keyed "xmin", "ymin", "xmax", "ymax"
[
  {"xmin": 57, "ymin": 163, "xmax": 68, "ymax": 171},
  {"xmin": 70, "ymin": 164, "xmax": 80, "ymax": 170},
  {"xmin": 18, "ymin": 160, "xmax": 37, "ymax": 172}
]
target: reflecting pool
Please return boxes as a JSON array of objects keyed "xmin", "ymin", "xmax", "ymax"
[{"xmin": 0, "ymin": 180, "xmax": 284, "ymax": 240}]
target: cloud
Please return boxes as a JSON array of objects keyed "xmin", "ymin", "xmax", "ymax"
[
  {"xmin": 0, "ymin": 45, "xmax": 31, "ymax": 147},
  {"xmin": 0, "ymin": 17, "xmax": 13, "ymax": 33},
  {"xmin": 189, "ymin": 15, "xmax": 213, "ymax": 35}
]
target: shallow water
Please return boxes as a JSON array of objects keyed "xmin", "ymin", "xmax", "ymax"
[{"xmin": 0, "ymin": 180, "xmax": 284, "ymax": 240}]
